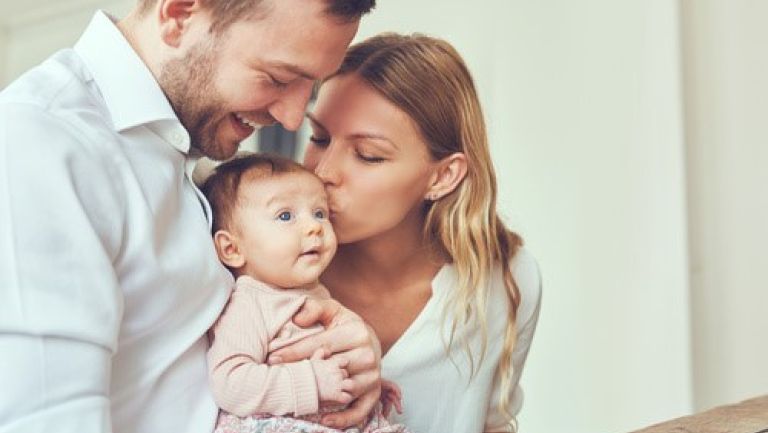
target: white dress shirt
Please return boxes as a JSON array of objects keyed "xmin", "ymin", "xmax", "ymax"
[
  {"xmin": 383, "ymin": 248, "xmax": 542, "ymax": 433},
  {"xmin": 0, "ymin": 11, "xmax": 232, "ymax": 433}
]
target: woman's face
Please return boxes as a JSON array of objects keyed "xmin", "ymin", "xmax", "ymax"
[{"xmin": 303, "ymin": 73, "xmax": 438, "ymax": 244}]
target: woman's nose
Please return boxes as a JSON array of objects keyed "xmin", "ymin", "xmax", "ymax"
[{"xmin": 313, "ymin": 148, "xmax": 341, "ymax": 186}]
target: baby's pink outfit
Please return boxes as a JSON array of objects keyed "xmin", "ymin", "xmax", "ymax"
[{"xmin": 208, "ymin": 275, "xmax": 409, "ymax": 433}]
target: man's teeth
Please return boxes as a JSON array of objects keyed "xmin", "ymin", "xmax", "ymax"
[{"xmin": 235, "ymin": 113, "xmax": 263, "ymax": 130}]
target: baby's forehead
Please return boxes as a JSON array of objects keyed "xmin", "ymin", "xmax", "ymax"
[{"xmin": 238, "ymin": 171, "xmax": 327, "ymax": 205}]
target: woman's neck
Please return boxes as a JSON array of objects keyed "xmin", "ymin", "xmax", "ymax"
[
  {"xmin": 326, "ymin": 214, "xmax": 444, "ymax": 294},
  {"xmin": 323, "ymin": 212, "xmax": 446, "ymax": 355}
]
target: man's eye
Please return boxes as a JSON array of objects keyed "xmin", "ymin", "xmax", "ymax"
[
  {"xmin": 267, "ymin": 74, "xmax": 289, "ymax": 89},
  {"xmin": 277, "ymin": 211, "xmax": 292, "ymax": 221},
  {"xmin": 314, "ymin": 209, "xmax": 327, "ymax": 220}
]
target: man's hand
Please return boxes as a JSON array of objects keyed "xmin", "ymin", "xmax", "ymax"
[{"xmin": 267, "ymin": 298, "xmax": 382, "ymax": 429}]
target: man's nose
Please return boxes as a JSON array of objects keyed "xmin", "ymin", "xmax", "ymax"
[{"xmin": 269, "ymin": 80, "xmax": 314, "ymax": 131}]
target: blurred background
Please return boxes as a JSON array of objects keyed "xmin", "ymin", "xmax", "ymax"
[{"xmin": 1, "ymin": 1, "xmax": 766, "ymax": 432}]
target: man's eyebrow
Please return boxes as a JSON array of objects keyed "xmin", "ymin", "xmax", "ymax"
[{"xmin": 266, "ymin": 61, "xmax": 317, "ymax": 81}]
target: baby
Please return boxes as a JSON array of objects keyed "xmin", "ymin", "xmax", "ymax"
[{"xmin": 201, "ymin": 153, "xmax": 408, "ymax": 433}]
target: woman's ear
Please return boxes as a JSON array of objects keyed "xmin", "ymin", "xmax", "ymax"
[
  {"xmin": 157, "ymin": 0, "xmax": 200, "ymax": 47},
  {"xmin": 213, "ymin": 230, "xmax": 245, "ymax": 269},
  {"xmin": 425, "ymin": 152, "xmax": 468, "ymax": 201}
]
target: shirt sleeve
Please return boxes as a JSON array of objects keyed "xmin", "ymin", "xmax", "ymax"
[
  {"xmin": 207, "ymin": 286, "xmax": 320, "ymax": 417},
  {"xmin": 484, "ymin": 249, "xmax": 543, "ymax": 432},
  {"xmin": 0, "ymin": 103, "xmax": 126, "ymax": 431}
]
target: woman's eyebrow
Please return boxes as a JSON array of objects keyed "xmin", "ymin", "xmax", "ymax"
[
  {"xmin": 305, "ymin": 113, "xmax": 399, "ymax": 150},
  {"xmin": 350, "ymin": 133, "xmax": 399, "ymax": 150},
  {"xmin": 305, "ymin": 113, "xmax": 328, "ymax": 131}
]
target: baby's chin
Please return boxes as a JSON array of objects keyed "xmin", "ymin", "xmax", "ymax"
[
  {"xmin": 286, "ymin": 279, "xmax": 322, "ymax": 290},
  {"xmin": 282, "ymin": 273, "xmax": 324, "ymax": 289}
]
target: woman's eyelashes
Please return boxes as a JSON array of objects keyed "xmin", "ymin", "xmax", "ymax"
[
  {"xmin": 355, "ymin": 144, "xmax": 387, "ymax": 163},
  {"xmin": 308, "ymin": 133, "xmax": 386, "ymax": 163},
  {"xmin": 309, "ymin": 135, "xmax": 331, "ymax": 147},
  {"xmin": 355, "ymin": 151, "xmax": 385, "ymax": 163}
]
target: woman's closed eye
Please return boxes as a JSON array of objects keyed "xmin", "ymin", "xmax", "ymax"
[
  {"xmin": 356, "ymin": 150, "xmax": 386, "ymax": 164},
  {"xmin": 309, "ymin": 135, "xmax": 331, "ymax": 147}
]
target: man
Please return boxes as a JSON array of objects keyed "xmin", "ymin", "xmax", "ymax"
[{"xmin": 0, "ymin": 0, "xmax": 378, "ymax": 432}]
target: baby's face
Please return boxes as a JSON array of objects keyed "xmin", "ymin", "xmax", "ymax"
[{"xmin": 233, "ymin": 171, "xmax": 337, "ymax": 287}]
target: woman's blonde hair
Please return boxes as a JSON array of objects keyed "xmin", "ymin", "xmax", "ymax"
[{"xmin": 333, "ymin": 33, "xmax": 524, "ymax": 426}]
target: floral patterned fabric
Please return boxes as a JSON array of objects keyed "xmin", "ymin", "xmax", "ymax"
[{"xmin": 214, "ymin": 405, "xmax": 411, "ymax": 433}]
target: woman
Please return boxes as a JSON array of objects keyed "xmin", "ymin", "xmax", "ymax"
[{"xmin": 299, "ymin": 34, "xmax": 542, "ymax": 433}]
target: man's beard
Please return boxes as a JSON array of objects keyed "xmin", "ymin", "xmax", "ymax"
[{"xmin": 159, "ymin": 39, "xmax": 233, "ymax": 160}]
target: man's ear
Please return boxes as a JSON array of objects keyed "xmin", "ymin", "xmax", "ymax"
[
  {"xmin": 425, "ymin": 152, "xmax": 468, "ymax": 201},
  {"xmin": 213, "ymin": 229, "xmax": 245, "ymax": 269},
  {"xmin": 157, "ymin": 0, "xmax": 200, "ymax": 47}
]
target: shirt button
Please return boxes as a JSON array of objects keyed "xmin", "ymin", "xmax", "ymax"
[{"xmin": 170, "ymin": 130, "xmax": 187, "ymax": 147}]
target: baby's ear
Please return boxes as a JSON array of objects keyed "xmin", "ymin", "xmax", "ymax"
[{"xmin": 213, "ymin": 230, "xmax": 245, "ymax": 269}]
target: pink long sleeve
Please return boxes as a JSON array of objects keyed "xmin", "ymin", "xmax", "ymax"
[{"xmin": 207, "ymin": 276, "xmax": 328, "ymax": 417}]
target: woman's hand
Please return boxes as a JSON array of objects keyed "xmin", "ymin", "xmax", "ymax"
[{"xmin": 267, "ymin": 298, "xmax": 382, "ymax": 429}]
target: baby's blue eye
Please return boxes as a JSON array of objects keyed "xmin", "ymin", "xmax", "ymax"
[
  {"xmin": 314, "ymin": 209, "xmax": 327, "ymax": 220},
  {"xmin": 278, "ymin": 211, "xmax": 292, "ymax": 221}
]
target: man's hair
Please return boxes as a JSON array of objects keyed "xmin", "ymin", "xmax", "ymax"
[
  {"xmin": 201, "ymin": 153, "xmax": 317, "ymax": 233},
  {"xmin": 138, "ymin": 0, "xmax": 375, "ymax": 33}
]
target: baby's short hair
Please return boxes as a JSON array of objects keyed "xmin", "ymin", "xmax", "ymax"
[{"xmin": 201, "ymin": 153, "xmax": 318, "ymax": 233}]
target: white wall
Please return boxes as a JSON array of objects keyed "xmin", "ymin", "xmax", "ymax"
[
  {"xmin": 0, "ymin": 27, "xmax": 7, "ymax": 83},
  {"xmin": 681, "ymin": 0, "xmax": 768, "ymax": 412},
  {"xmin": 357, "ymin": 1, "xmax": 692, "ymax": 432},
  {"xmin": 1, "ymin": 0, "xmax": 132, "ymax": 85}
]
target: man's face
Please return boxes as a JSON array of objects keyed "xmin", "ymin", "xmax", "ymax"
[{"xmin": 159, "ymin": 0, "xmax": 360, "ymax": 160}]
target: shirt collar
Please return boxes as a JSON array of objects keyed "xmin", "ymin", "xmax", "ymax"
[{"xmin": 74, "ymin": 11, "xmax": 191, "ymax": 154}]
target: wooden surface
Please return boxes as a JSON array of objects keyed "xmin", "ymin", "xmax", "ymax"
[{"xmin": 631, "ymin": 395, "xmax": 768, "ymax": 433}]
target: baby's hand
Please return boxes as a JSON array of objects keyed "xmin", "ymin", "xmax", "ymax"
[
  {"xmin": 380, "ymin": 379, "xmax": 403, "ymax": 418},
  {"xmin": 310, "ymin": 348, "xmax": 355, "ymax": 405}
]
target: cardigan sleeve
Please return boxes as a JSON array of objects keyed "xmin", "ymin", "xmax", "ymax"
[{"xmin": 207, "ymin": 282, "xmax": 320, "ymax": 417}]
